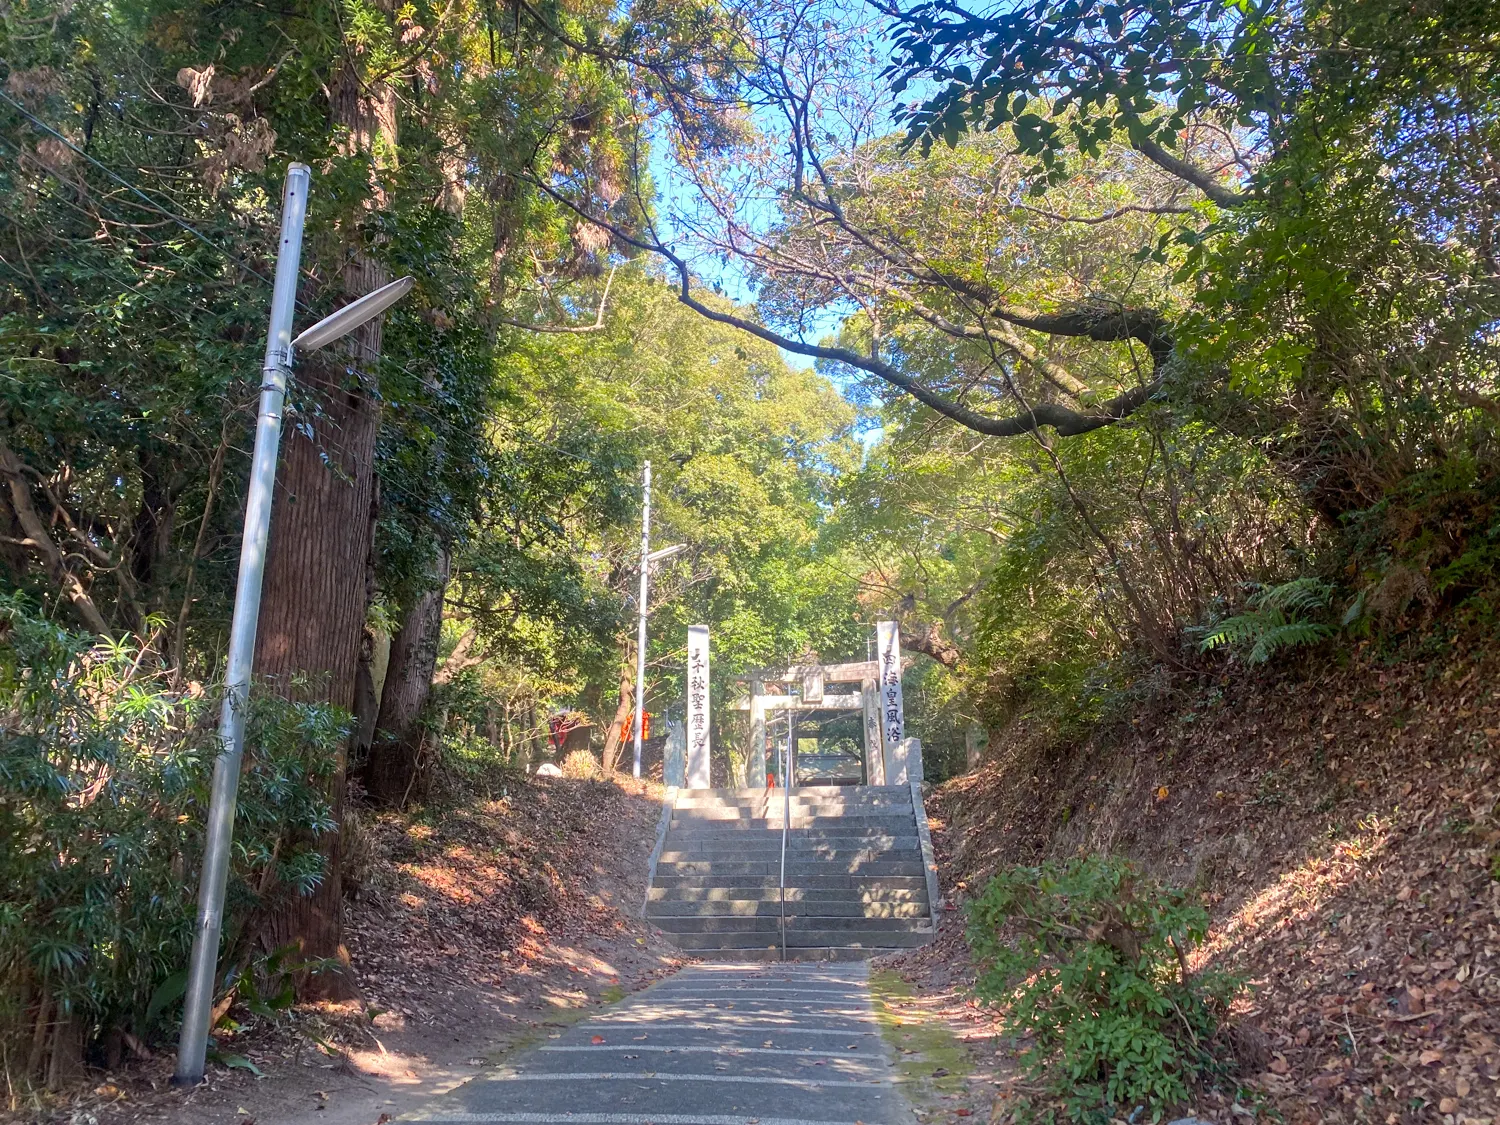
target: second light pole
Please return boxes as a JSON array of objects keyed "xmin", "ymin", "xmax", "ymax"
[
  {"xmin": 629, "ymin": 460, "xmax": 684, "ymax": 778},
  {"xmin": 630, "ymin": 461, "xmax": 652, "ymax": 779}
]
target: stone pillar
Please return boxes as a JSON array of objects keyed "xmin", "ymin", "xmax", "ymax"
[
  {"xmin": 685, "ymin": 625, "xmax": 712, "ymax": 789},
  {"xmin": 886, "ymin": 735, "xmax": 923, "ymax": 785},
  {"xmin": 663, "ymin": 719, "xmax": 686, "ymax": 787},
  {"xmin": 747, "ymin": 676, "xmax": 767, "ymax": 788},
  {"xmin": 861, "ymin": 679, "xmax": 886, "ymax": 785},
  {"xmin": 876, "ymin": 621, "xmax": 906, "ymax": 783}
]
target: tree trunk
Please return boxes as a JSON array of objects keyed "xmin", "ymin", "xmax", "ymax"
[
  {"xmin": 524, "ymin": 701, "xmax": 542, "ymax": 770},
  {"xmin": 899, "ymin": 620, "xmax": 963, "ymax": 669},
  {"xmin": 361, "ymin": 545, "xmax": 451, "ymax": 805},
  {"xmin": 600, "ymin": 638, "xmax": 634, "ymax": 773},
  {"xmin": 254, "ymin": 50, "xmax": 399, "ymax": 1002},
  {"xmin": 350, "ymin": 476, "xmax": 382, "ymax": 785},
  {"xmin": 352, "ymin": 628, "xmax": 380, "ymax": 772},
  {"xmin": 253, "ymin": 357, "xmax": 378, "ymax": 998}
]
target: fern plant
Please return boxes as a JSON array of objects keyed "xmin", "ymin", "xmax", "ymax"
[{"xmin": 1196, "ymin": 577, "xmax": 1334, "ymax": 663}]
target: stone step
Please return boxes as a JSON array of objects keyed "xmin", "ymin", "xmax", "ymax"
[
  {"xmin": 666, "ymin": 929, "xmax": 933, "ymax": 950},
  {"xmin": 673, "ymin": 786, "xmax": 910, "ymax": 800},
  {"xmin": 664, "ymin": 830, "xmax": 919, "ymax": 847},
  {"xmin": 674, "ymin": 789, "xmax": 911, "ymax": 802},
  {"xmin": 652, "ymin": 874, "xmax": 929, "ymax": 891},
  {"xmin": 649, "ymin": 914, "xmax": 931, "ymax": 933},
  {"xmin": 672, "ymin": 803, "xmax": 913, "ymax": 816},
  {"xmin": 675, "ymin": 810, "xmax": 918, "ymax": 828},
  {"xmin": 670, "ymin": 814, "xmax": 918, "ymax": 829},
  {"xmin": 787, "ymin": 914, "xmax": 931, "ymax": 931},
  {"xmin": 671, "ymin": 800, "xmax": 913, "ymax": 815},
  {"xmin": 648, "ymin": 884, "xmax": 928, "ymax": 903},
  {"xmin": 656, "ymin": 859, "xmax": 927, "ymax": 877},
  {"xmin": 790, "ymin": 928, "xmax": 933, "ymax": 947},
  {"xmin": 656, "ymin": 852, "xmax": 922, "ymax": 867},
  {"xmin": 645, "ymin": 899, "xmax": 929, "ymax": 918},
  {"xmin": 691, "ymin": 946, "xmax": 885, "ymax": 963},
  {"xmin": 660, "ymin": 835, "xmax": 917, "ymax": 847},
  {"xmin": 648, "ymin": 916, "xmax": 780, "ymax": 933},
  {"xmin": 658, "ymin": 847, "xmax": 922, "ymax": 863},
  {"xmin": 686, "ymin": 823, "xmax": 917, "ymax": 835},
  {"xmin": 662, "ymin": 841, "xmax": 920, "ymax": 856}
]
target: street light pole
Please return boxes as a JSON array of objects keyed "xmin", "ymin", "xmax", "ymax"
[
  {"xmin": 631, "ymin": 461, "xmax": 652, "ymax": 779},
  {"xmin": 175, "ymin": 163, "xmax": 310, "ymax": 1085},
  {"xmin": 173, "ymin": 166, "xmax": 415, "ymax": 1086}
]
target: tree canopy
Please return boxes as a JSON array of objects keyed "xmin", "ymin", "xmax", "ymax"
[{"xmin": 2, "ymin": 0, "xmax": 1497, "ymax": 1089}]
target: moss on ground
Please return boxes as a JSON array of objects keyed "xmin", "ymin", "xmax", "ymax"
[{"xmin": 868, "ymin": 968, "xmax": 973, "ymax": 1100}]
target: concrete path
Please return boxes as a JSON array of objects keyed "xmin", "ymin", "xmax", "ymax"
[{"xmin": 401, "ymin": 962, "xmax": 917, "ymax": 1125}]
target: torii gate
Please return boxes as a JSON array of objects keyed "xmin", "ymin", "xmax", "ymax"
[{"xmin": 732, "ymin": 622, "xmax": 920, "ymax": 789}]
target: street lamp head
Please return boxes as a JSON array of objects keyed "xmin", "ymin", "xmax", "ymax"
[
  {"xmin": 647, "ymin": 543, "xmax": 688, "ymax": 565},
  {"xmin": 291, "ymin": 275, "xmax": 415, "ymax": 355}
]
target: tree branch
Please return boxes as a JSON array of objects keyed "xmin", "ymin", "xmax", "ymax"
[
  {"xmin": 899, "ymin": 620, "xmax": 962, "ymax": 669},
  {"xmin": 1135, "ymin": 139, "xmax": 1246, "ymax": 208},
  {"xmin": 525, "ymin": 174, "xmax": 1166, "ymax": 439},
  {"xmin": 433, "ymin": 626, "xmax": 480, "ymax": 685},
  {"xmin": 1019, "ymin": 202, "xmax": 1195, "ymax": 225},
  {"xmin": 0, "ymin": 438, "xmax": 110, "ymax": 634},
  {"xmin": 496, "ymin": 265, "xmax": 618, "ymax": 334}
]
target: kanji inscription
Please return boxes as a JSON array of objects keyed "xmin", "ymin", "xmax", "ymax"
[{"xmin": 685, "ymin": 625, "xmax": 711, "ymax": 788}]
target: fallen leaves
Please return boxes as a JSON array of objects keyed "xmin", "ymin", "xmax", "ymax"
[
  {"xmin": 909, "ymin": 644, "xmax": 1500, "ymax": 1125},
  {"xmin": 345, "ymin": 772, "xmax": 670, "ymax": 1045}
]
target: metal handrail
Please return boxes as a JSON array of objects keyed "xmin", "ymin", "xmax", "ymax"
[{"xmin": 779, "ymin": 709, "xmax": 792, "ymax": 961}]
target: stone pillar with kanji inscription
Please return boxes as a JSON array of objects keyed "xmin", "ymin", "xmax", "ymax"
[
  {"xmin": 861, "ymin": 678, "xmax": 885, "ymax": 785},
  {"xmin": 747, "ymin": 674, "xmax": 767, "ymax": 788},
  {"xmin": 876, "ymin": 621, "xmax": 907, "ymax": 784},
  {"xmin": 685, "ymin": 625, "xmax": 712, "ymax": 788}
]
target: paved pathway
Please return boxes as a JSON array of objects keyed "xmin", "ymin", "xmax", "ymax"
[{"xmin": 401, "ymin": 962, "xmax": 917, "ymax": 1125}]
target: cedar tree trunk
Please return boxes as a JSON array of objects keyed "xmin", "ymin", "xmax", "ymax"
[
  {"xmin": 362, "ymin": 544, "xmax": 451, "ymax": 805},
  {"xmin": 257, "ymin": 59, "xmax": 397, "ymax": 999}
]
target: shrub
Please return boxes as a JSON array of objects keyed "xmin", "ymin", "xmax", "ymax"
[
  {"xmin": 560, "ymin": 749, "xmax": 601, "ymax": 779},
  {"xmin": 0, "ymin": 595, "xmax": 344, "ymax": 1092},
  {"xmin": 969, "ymin": 855, "xmax": 1243, "ymax": 1124}
]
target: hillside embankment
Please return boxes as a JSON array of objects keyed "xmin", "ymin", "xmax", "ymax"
[
  {"xmin": 891, "ymin": 642, "xmax": 1500, "ymax": 1124},
  {"xmin": 18, "ymin": 771, "xmax": 681, "ymax": 1125}
]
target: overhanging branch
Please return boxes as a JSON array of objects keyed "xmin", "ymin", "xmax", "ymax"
[
  {"xmin": 1136, "ymin": 139, "xmax": 1246, "ymax": 208},
  {"xmin": 524, "ymin": 176, "xmax": 1168, "ymax": 440}
]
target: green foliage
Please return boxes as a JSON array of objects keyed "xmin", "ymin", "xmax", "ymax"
[
  {"xmin": 867, "ymin": 0, "xmax": 1500, "ymax": 670},
  {"xmin": 969, "ymin": 856, "xmax": 1243, "ymax": 1123},
  {"xmin": 0, "ymin": 596, "xmax": 343, "ymax": 1083},
  {"xmin": 1196, "ymin": 578, "xmax": 1335, "ymax": 664},
  {"xmin": 456, "ymin": 273, "xmax": 864, "ymax": 766}
]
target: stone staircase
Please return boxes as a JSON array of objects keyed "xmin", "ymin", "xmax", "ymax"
[{"xmin": 644, "ymin": 785, "xmax": 938, "ymax": 960}]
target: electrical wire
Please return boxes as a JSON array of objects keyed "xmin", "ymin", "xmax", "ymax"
[
  {"xmin": 0, "ymin": 88, "xmax": 286, "ymax": 293},
  {"xmin": 0, "ymin": 97, "xmax": 632, "ymax": 477}
]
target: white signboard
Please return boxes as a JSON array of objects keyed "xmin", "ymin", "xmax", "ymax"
[
  {"xmin": 876, "ymin": 621, "xmax": 905, "ymax": 777},
  {"xmin": 685, "ymin": 625, "xmax": 712, "ymax": 789}
]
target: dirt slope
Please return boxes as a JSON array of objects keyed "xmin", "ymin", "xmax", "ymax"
[
  {"xmin": 19, "ymin": 771, "xmax": 682, "ymax": 1125},
  {"xmin": 909, "ymin": 644, "xmax": 1500, "ymax": 1124}
]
